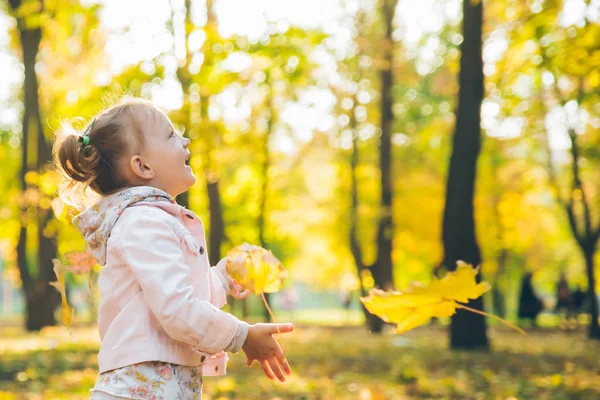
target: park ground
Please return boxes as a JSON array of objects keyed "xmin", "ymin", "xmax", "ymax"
[{"xmin": 1, "ymin": 319, "xmax": 600, "ymax": 400}]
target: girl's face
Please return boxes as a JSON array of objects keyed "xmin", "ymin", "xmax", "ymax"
[{"xmin": 128, "ymin": 107, "xmax": 196, "ymax": 197}]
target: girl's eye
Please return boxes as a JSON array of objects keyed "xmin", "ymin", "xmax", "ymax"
[{"xmin": 170, "ymin": 131, "xmax": 175, "ymax": 138}]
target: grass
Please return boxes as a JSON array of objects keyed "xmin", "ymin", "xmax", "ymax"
[{"xmin": 0, "ymin": 324, "xmax": 599, "ymax": 399}]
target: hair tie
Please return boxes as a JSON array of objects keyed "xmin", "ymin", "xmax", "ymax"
[{"xmin": 79, "ymin": 119, "xmax": 94, "ymax": 147}]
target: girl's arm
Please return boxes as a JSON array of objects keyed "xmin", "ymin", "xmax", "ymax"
[
  {"xmin": 116, "ymin": 207, "xmax": 246, "ymax": 355},
  {"xmin": 210, "ymin": 258, "xmax": 233, "ymax": 307}
]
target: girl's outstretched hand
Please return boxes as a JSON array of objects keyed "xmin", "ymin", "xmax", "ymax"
[{"xmin": 242, "ymin": 323, "xmax": 293, "ymax": 382}]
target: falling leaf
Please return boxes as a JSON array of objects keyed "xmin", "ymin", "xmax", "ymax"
[
  {"xmin": 49, "ymin": 259, "xmax": 74, "ymax": 331},
  {"xmin": 360, "ymin": 262, "xmax": 524, "ymax": 334},
  {"xmin": 64, "ymin": 247, "xmax": 97, "ymax": 274},
  {"xmin": 49, "ymin": 247, "xmax": 97, "ymax": 332},
  {"xmin": 226, "ymin": 243, "xmax": 287, "ymax": 295}
]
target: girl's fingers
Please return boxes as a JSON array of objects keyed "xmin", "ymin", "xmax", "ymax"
[
  {"xmin": 268, "ymin": 357, "xmax": 286, "ymax": 382},
  {"xmin": 260, "ymin": 359, "xmax": 276, "ymax": 380},
  {"xmin": 230, "ymin": 282, "xmax": 251, "ymax": 299},
  {"xmin": 280, "ymin": 357, "xmax": 292, "ymax": 376},
  {"xmin": 267, "ymin": 323, "xmax": 294, "ymax": 334},
  {"xmin": 274, "ymin": 346, "xmax": 292, "ymax": 375},
  {"xmin": 232, "ymin": 289, "xmax": 251, "ymax": 299}
]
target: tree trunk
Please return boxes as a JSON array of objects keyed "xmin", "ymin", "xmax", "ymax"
[
  {"xmin": 441, "ymin": 0, "xmax": 488, "ymax": 350},
  {"xmin": 173, "ymin": 0, "xmax": 193, "ymax": 209},
  {"xmin": 350, "ymin": 166, "xmax": 379, "ymax": 327},
  {"xmin": 38, "ymin": 207, "xmax": 60, "ymax": 323},
  {"xmin": 492, "ymin": 248, "xmax": 508, "ymax": 318},
  {"xmin": 583, "ymin": 249, "xmax": 600, "ymax": 338},
  {"xmin": 369, "ymin": 0, "xmax": 398, "ymax": 334},
  {"xmin": 490, "ymin": 142, "xmax": 507, "ymax": 318},
  {"xmin": 259, "ymin": 95, "xmax": 273, "ymax": 322},
  {"xmin": 25, "ymin": 283, "xmax": 60, "ymax": 331},
  {"xmin": 177, "ymin": 190, "xmax": 190, "ymax": 209},
  {"xmin": 12, "ymin": 2, "xmax": 60, "ymax": 331},
  {"xmin": 201, "ymin": 0, "xmax": 224, "ymax": 267},
  {"xmin": 348, "ymin": 99, "xmax": 378, "ymax": 326},
  {"xmin": 206, "ymin": 178, "xmax": 224, "ymax": 266}
]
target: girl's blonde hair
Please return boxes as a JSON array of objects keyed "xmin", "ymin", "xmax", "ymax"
[{"xmin": 53, "ymin": 98, "xmax": 159, "ymax": 209}]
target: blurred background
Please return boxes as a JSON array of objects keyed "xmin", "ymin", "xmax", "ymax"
[{"xmin": 1, "ymin": 0, "xmax": 600, "ymax": 398}]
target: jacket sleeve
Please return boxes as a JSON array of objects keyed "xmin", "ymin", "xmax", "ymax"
[
  {"xmin": 115, "ymin": 208, "xmax": 242, "ymax": 355},
  {"xmin": 211, "ymin": 257, "xmax": 250, "ymax": 353},
  {"xmin": 210, "ymin": 257, "xmax": 233, "ymax": 308}
]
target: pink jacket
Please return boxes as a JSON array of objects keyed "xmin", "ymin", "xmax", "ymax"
[{"xmin": 73, "ymin": 187, "xmax": 247, "ymax": 375}]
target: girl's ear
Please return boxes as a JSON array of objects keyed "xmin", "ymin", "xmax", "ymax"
[{"xmin": 129, "ymin": 155, "xmax": 155, "ymax": 180}]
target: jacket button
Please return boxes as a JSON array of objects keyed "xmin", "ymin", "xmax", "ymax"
[
  {"xmin": 186, "ymin": 214, "xmax": 194, "ymax": 220},
  {"xmin": 215, "ymin": 366, "xmax": 219, "ymax": 372},
  {"xmin": 199, "ymin": 246, "xmax": 204, "ymax": 255},
  {"xmin": 200, "ymin": 356, "xmax": 206, "ymax": 362}
]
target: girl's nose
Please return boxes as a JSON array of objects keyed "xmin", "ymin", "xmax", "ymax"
[{"xmin": 183, "ymin": 137, "xmax": 190, "ymax": 147}]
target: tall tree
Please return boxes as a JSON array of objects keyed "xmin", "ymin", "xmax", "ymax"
[
  {"xmin": 257, "ymin": 87, "xmax": 274, "ymax": 321},
  {"xmin": 171, "ymin": 0, "xmax": 194, "ymax": 209},
  {"xmin": 538, "ymin": 52, "xmax": 600, "ymax": 340},
  {"xmin": 8, "ymin": 0, "xmax": 59, "ymax": 330},
  {"xmin": 441, "ymin": 0, "xmax": 489, "ymax": 349},
  {"xmin": 249, "ymin": 28, "xmax": 322, "ymax": 320},
  {"xmin": 168, "ymin": 0, "xmax": 226, "ymax": 265},
  {"xmin": 502, "ymin": 2, "xmax": 600, "ymax": 339},
  {"xmin": 369, "ymin": 0, "xmax": 398, "ymax": 333},
  {"xmin": 201, "ymin": 0, "xmax": 226, "ymax": 266},
  {"xmin": 338, "ymin": 1, "xmax": 398, "ymax": 332},
  {"xmin": 342, "ymin": 13, "xmax": 380, "ymax": 326},
  {"xmin": 373, "ymin": 0, "xmax": 397, "ymax": 287},
  {"xmin": 347, "ymin": 91, "xmax": 376, "ymax": 324},
  {"xmin": 488, "ymin": 142, "xmax": 510, "ymax": 319}
]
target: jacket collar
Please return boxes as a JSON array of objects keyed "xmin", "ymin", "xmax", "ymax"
[{"xmin": 73, "ymin": 186, "xmax": 178, "ymax": 265}]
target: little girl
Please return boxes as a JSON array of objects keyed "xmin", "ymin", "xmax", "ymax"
[{"xmin": 53, "ymin": 98, "xmax": 293, "ymax": 399}]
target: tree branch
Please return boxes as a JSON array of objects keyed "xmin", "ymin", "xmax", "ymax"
[
  {"xmin": 536, "ymin": 42, "xmax": 592, "ymax": 246},
  {"xmin": 569, "ymin": 79, "xmax": 593, "ymax": 239},
  {"xmin": 565, "ymin": 203, "xmax": 585, "ymax": 248},
  {"xmin": 16, "ymin": 227, "xmax": 33, "ymax": 291}
]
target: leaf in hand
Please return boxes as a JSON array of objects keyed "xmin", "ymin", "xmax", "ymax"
[
  {"xmin": 360, "ymin": 262, "xmax": 524, "ymax": 334},
  {"xmin": 226, "ymin": 243, "xmax": 287, "ymax": 295}
]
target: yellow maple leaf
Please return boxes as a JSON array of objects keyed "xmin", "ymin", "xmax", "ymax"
[
  {"xmin": 49, "ymin": 259, "xmax": 74, "ymax": 331},
  {"xmin": 226, "ymin": 243, "xmax": 287, "ymax": 295},
  {"xmin": 360, "ymin": 262, "xmax": 524, "ymax": 334}
]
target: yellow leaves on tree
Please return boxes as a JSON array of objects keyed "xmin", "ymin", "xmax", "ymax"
[
  {"xmin": 226, "ymin": 243, "xmax": 287, "ymax": 295},
  {"xmin": 360, "ymin": 262, "xmax": 524, "ymax": 334}
]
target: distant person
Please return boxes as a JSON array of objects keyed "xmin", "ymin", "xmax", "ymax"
[
  {"xmin": 341, "ymin": 290, "xmax": 353, "ymax": 323},
  {"xmin": 518, "ymin": 272, "xmax": 543, "ymax": 327},
  {"xmin": 54, "ymin": 99, "xmax": 293, "ymax": 399},
  {"xmin": 555, "ymin": 273, "xmax": 574, "ymax": 322},
  {"xmin": 341, "ymin": 290, "xmax": 352, "ymax": 310}
]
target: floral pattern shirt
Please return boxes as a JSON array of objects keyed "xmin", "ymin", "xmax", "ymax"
[{"xmin": 91, "ymin": 361, "xmax": 203, "ymax": 400}]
